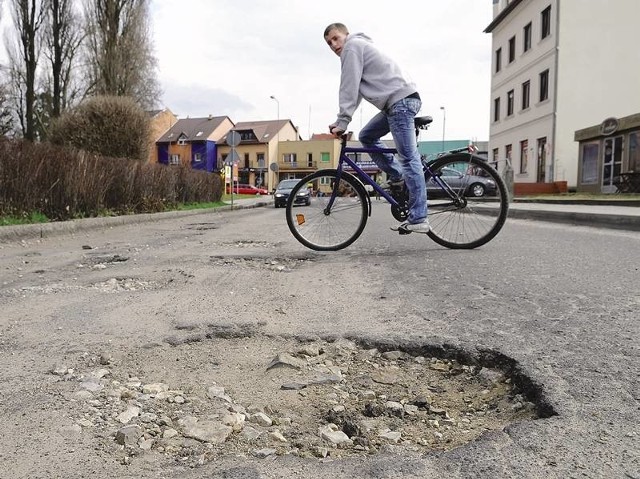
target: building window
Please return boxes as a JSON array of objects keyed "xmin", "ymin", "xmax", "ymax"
[
  {"xmin": 307, "ymin": 152, "xmax": 313, "ymax": 167},
  {"xmin": 257, "ymin": 152, "xmax": 265, "ymax": 168},
  {"xmin": 177, "ymin": 138, "xmax": 186, "ymax": 146},
  {"xmin": 629, "ymin": 131, "xmax": 640, "ymax": 172},
  {"xmin": 492, "ymin": 148, "xmax": 499, "ymax": 170},
  {"xmin": 581, "ymin": 142, "xmax": 599, "ymax": 184},
  {"xmin": 283, "ymin": 153, "xmax": 297, "ymax": 164},
  {"xmin": 507, "ymin": 90, "xmax": 515, "ymax": 116},
  {"xmin": 244, "ymin": 153, "xmax": 250, "ymax": 169},
  {"xmin": 520, "ymin": 140, "xmax": 529, "ymax": 174},
  {"xmin": 508, "ymin": 36, "xmax": 516, "ymax": 63},
  {"xmin": 321, "ymin": 152, "xmax": 330, "ymax": 162},
  {"xmin": 539, "ymin": 69, "xmax": 549, "ymax": 102},
  {"xmin": 493, "ymin": 97, "xmax": 501, "ymax": 122},
  {"xmin": 522, "ymin": 80, "xmax": 531, "ymax": 109},
  {"xmin": 495, "ymin": 48, "xmax": 502, "ymax": 73},
  {"xmin": 541, "ymin": 5, "xmax": 551, "ymax": 40},
  {"xmin": 506, "ymin": 144, "xmax": 512, "ymax": 167},
  {"xmin": 523, "ymin": 22, "xmax": 532, "ymax": 52},
  {"xmin": 170, "ymin": 154, "xmax": 180, "ymax": 165},
  {"xmin": 194, "ymin": 153, "xmax": 203, "ymax": 163}
]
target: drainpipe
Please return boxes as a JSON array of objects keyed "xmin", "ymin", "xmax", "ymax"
[{"xmin": 550, "ymin": 0, "xmax": 561, "ymax": 183}]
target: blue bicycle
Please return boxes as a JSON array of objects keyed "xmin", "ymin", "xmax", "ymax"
[{"xmin": 285, "ymin": 116, "xmax": 509, "ymax": 251}]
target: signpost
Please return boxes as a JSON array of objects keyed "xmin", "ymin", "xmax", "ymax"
[{"xmin": 225, "ymin": 131, "xmax": 241, "ymax": 205}]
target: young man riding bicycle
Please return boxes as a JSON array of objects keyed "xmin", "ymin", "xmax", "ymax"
[{"xmin": 324, "ymin": 22, "xmax": 430, "ymax": 234}]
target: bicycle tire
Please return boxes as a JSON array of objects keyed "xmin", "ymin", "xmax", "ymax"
[
  {"xmin": 285, "ymin": 170, "xmax": 369, "ymax": 251},
  {"xmin": 425, "ymin": 154, "xmax": 509, "ymax": 249}
]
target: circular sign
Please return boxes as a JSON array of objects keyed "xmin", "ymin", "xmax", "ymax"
[
  {"xmin": 600, "ymin": 117, "xmax": 619, "ymax": 136},
  {"xmin": 226, "ymin": 130, "xmax": 241, "ymax": 147},
  {"xmin": 269, "ymin": 162, "xmax": 279, "ymax": 172}
]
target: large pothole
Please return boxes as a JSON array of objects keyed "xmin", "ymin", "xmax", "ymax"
[{"xmin": 48, "ymin": 330, "xmax": 554, "ymax": 466}]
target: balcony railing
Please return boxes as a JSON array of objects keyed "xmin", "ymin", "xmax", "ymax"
[{"xmin": 278, "ymin": 160, "xmax": 317, "ymax": 170}]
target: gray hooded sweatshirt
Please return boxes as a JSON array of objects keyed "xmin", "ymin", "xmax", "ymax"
[{"xmin": 334, "ymin": 33, "xmax": 418, "ymax": 132}]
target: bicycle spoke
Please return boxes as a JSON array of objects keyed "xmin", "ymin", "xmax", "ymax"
[
  {"xmin": 425, "ymin": 155, "xmax": 508, "ymax": 249},
  {"xmin": 286, "ymin": 172, "xmax": 368, "ymax": 251}
]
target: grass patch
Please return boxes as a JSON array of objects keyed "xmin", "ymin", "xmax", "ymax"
[
  {"xmin": 0, "ymin": 212, "xmax": 49, "ymax": 226},
  {"xmin": 518, "ymin": 192, "xmax": 640, "ymax": 201}
]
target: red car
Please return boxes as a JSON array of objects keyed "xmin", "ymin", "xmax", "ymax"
[{"xmin": 226, "ymin": 183, "xmax": 269, "ymax": 195}]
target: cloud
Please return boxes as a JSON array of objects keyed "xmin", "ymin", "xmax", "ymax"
[
  {"xmin": 151, "ymin": 0, "xmax": 494, "ymax": 140},
  {"xmin": 160, "ymin": 83, "xmax": 253, "ymax": 119}
]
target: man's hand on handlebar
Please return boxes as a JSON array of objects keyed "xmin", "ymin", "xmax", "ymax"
[{"xmin": 329, "ymin": 124, "xmax": 345, "ymax": 138}]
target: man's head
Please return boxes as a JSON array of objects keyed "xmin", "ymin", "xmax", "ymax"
[{"xmin": 324, "ymin": 23, "xmax": 349, "ymax": 57}]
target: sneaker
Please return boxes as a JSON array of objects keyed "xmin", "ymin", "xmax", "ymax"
[{"xmin": 390, "ymin": 221, "xmax": 431, "ymax": 235}]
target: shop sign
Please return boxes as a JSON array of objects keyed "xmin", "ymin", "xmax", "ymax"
[{"xmin": 600, "ymin": 117, "xmax": 619, "ymax": 136}]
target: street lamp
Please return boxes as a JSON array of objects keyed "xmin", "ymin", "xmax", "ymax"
[
  {"xmin": 440, "ymin": 106, "xmax": 446, "ymax": 152},
  {"xmin": 270, "ymin": 95, "xmax": 280, "ymax": 120},
  {"xmin": 270, "ymin": 95, "xmax": 280, "ymax": 190}
]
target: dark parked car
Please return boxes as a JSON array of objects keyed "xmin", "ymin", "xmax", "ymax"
[
  {"xmin": 274, "ymin": 179, "xmax": 311, "ymax": 208},
  {"xmin": 427, "ymin": 167, "xmax": 497, "ymax": 197},
  {"xmin": 226, "ymin": 183, "xmax": 269, "ymax": 195}
]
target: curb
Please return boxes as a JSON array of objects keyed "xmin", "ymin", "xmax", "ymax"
[
  {"xmin": 507, "ymin": 208, "xmax": 640, "ymax": 231},
  {"xmin": 0, "ymin": 199, "xmax": 272, "ymax": 243},
  {"xmin": 514, "ymin": 198, "xmax": 640, "ymax": 207}
]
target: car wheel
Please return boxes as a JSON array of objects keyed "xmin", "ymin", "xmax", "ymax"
[{"xmin": 469, "ymin": 183, "xmax": 486, "ymax": 197}]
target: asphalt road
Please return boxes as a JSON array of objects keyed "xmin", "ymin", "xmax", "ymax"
[{"xmin": 0, "ymin": 202, "xmax": 638, "ymax": 478}]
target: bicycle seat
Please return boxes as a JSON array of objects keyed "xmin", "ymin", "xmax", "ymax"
[{"xmin": 414, "ymin": 116, "xmax": 433, "ymax": 129}]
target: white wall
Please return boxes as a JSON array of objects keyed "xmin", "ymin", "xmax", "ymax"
[
  {"xmin": 555, "ymin": 0, "xmax": 640, "ymax": 187},
  {"xmin": 488, "ymin": 0, "xmax": 558, "ymax": 182}
]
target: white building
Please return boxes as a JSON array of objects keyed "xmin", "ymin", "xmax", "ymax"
[{"xmin": 485, "ymin": 0, "xmax": 640, "ymax": 192}]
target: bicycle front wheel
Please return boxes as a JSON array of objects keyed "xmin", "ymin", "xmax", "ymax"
[
  {"xmin": 285, "ymin": 170, "xmax": 369, "ymax": 251},
  {"xmin": 426, "ymin": 154, "xmax": 509, "ymax": 249}
]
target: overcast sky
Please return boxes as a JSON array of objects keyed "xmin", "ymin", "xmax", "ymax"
[
  {"xmin": 0, "ymin": 1, "xmax": 494, "ymax": 141},
  {"xmin": 151, "ymin": 0, "xmax": 494, "ymax": 141}
]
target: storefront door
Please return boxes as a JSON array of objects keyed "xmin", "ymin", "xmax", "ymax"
[
  {"xmin": 602, "ymin": 136, "xmax": 623, "ymax": 193},
  {"xmin": 537, "ymin": 137, "xmax": 547, "ymax": 182}
]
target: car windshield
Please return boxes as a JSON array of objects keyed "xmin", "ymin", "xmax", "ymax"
[{"xmin": 278, "ymin": 180, "xmax": 300, "ymax": 189}]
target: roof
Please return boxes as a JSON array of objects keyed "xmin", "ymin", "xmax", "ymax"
[
  {"xmin": 157, "ymin": 116, "xmax": 231, "ymax": 143},
  {"xmin": 218, "ymin": 119, "xmax": 297, "ymax": 144},
  {"xmin": 146, "ymin": 107, "xmax": 175, "ymax": 118},
  {"xmin": 311, "ymin": 132, "xmax": 355, "ymax": 141},
  {"xmin": 484, "ymin": 0, "xmax": 525, "ymax": 33},
  {"xmin": 310, "ymin": 133, "xmax": 335, "ymax": 140}
]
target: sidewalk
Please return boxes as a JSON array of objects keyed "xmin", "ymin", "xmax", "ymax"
[
  {"xmin": 1, "ymin": 196, "xmax": 639, "ymax": 244},
  {"xmin": 508, "ymin": 198, "xmax": 640, "ymax": 231},
  {"xmin": 0, "ymin": 196, "xmax": 273, "ymax": 244}
]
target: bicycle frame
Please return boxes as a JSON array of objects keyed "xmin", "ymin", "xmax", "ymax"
[{"xmin": 327, "ymin": 136, "xmax": 465, "ymax": 214}]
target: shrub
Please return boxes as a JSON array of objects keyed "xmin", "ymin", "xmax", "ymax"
[
  {"xmin": 0, "ymin": 138, "xmax": 222, "ymax": 221},
  {"xmin": 49, "ymin": 95, "xmax": 151, "ymax": 161}
]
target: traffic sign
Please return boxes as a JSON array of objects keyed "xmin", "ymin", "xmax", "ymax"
[
  {"xmin": 226, "ymin": 130, "xmax": 241, "ymax": 147},
  {"xmin": 226, "ymin": 149, "xmax": 240, "ymax": 164}
]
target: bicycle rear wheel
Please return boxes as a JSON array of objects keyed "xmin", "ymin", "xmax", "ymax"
[
  {"xmin": 425, "ymin": 154, "xmax": 508, "ymax": 249},
  {"xmin": 285, "ymin": 170, "xmax": 369, "ymax": 251}
]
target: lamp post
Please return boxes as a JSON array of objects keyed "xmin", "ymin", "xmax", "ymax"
[
  {"xmin": 440, "ymin": 106, "xmax": 446, "ymax": 152},
  {"xmin": 270, "ymin": 95, "xmax": 280, "ymax": 189},
  {"xmin": 270, "ymin": 95, "xmax": 279, "ymax": 120}
]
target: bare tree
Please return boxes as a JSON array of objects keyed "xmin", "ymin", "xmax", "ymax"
[
  {"xmin": 43, "ymin": 0, "xmax": 84, "ymax": 118},
  {"xmin": 83, "ymin": 0, "xmax": 161, "ymax": 110},
  {"xmin": 5, "ymin": 0, "xmax": 46, "ymax": 141}
]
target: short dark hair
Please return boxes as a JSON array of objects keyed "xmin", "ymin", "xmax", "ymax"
[{"xmin": 323, "ymin": 23, "xmax": 349, "ymax": 37}]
